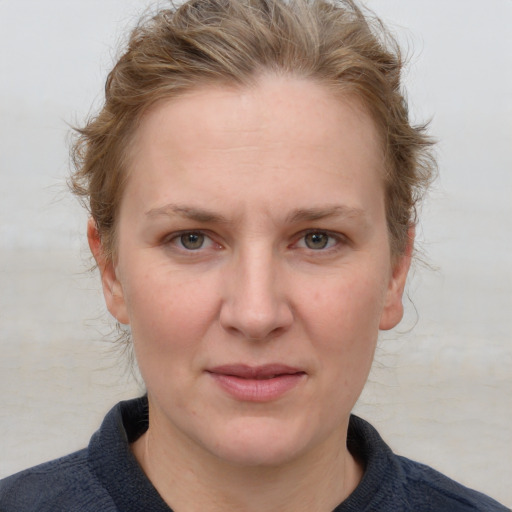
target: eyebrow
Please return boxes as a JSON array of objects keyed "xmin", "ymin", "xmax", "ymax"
[
  {"xmin": 145, "ymin": 204, "xmax": 229, "ymax": 224},
  {"xmin": 286, "ymin": 205, "xmax": 367, "ymax": 224},
  {"xmin": 145, "ymin": 203, "xmax": 367, "ymax": 225}
]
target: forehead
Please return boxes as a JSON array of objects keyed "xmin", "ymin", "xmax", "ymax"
[
  {"xmin": 133, "ymin": 76, "xmax": 381, "ymax": 156},
  {"xmin": 124, "ymin": 75, "xmax": 385, "ymax": 220}
]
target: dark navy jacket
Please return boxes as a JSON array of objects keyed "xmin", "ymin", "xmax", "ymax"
[{"xmin": 0, "ymin": 397, "xmax": 509, "ymax": 511}]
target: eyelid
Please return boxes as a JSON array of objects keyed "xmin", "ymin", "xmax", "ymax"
[
  {"xmin": 164, "ymin": 229, "xmax": 220, "ymax": 251},
  {"xmin": 292, "ymin": 229, "xmax": 348, "ymax": 251},
  {"xmin": 161, "ymin": 228, "xmax": 347, "ymax": 253}
]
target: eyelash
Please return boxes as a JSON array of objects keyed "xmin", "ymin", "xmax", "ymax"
[
  {"xmin": 163, "ymin": 230, "xmax": 347, "ymax": 254},
  {"xmin": 293, "ymin": 230, "xmax": 345, "ymax": 252},
  {"xmin": 165, "ymin": 231, "xmax": 218, "ymax": 252}
]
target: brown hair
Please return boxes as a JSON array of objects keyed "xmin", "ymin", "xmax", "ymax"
[{"xmin": 70, "ymin": 0, "xmax": 435, "ymax": 261}]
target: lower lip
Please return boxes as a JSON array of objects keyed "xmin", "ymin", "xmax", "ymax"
[{"xmin": 209, "ymin": 373, "xmax": 305, "ymax": 402}]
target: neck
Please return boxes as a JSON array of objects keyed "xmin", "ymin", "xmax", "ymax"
[{"xmin": 131, "ymin": 412, "xmax": 363, "ymax": 512}]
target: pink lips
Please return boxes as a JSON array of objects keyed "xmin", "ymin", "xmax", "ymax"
[{"xmin": 207, "ymin": 364, "xmax": 306, "ymax": 402}]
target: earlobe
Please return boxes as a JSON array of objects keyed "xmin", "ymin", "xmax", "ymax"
[
  {"xmin": 379, "ymin": 228, "xmax": 414, "ymax": 331},
  {"xmin": 87, "ymin": 218, "xmax": 130, "ymax": 325}
]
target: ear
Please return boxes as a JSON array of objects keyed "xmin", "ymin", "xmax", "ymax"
[
  {"xmin": 379, "ymin": 227, "xmax": 414, "ymax": 331},
  {"xmin": 87, "ymin": 218, "xmax": 129, "ymax": 325}
]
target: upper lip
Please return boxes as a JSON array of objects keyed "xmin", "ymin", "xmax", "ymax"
[{"xmin": 207, "ymin": 364, "xmax": 305, "ymax": 379}]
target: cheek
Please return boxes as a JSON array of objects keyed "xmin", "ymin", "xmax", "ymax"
[
  {"xmin": 300, "ymin": 270, "xmax": 387, "ymax": 384},
  {"xmin": 304, "ymin": 269, "xmax": 387, "ymax": 341},
  {"xmin": 120, "ymin": 262, "xmax": 221, "ymax": 363}
]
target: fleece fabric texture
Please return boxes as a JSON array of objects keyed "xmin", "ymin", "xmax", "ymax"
[{"xmin": 0, "ymin": 396, "xmax": 508, "ymax": 511}]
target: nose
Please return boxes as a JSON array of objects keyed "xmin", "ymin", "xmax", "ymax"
[{"xmin": 219, "ymin": 246, "xmax": 293, "ymax": 341}]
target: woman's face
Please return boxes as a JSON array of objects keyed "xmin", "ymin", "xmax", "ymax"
[{"xmin": 91, "ymin": 75, "xmax": 411, "ymax": 467}]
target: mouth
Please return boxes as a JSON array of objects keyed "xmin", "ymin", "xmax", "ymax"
[
  {"xmin": 206, "ymin": 364, "xmax": 306, "ymax": 402},
  {"xmin": 208, "ymin": 364, "xmax": 306, "ymax": 379}
]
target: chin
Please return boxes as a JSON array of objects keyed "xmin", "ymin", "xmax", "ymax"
[{"xmin": 200, "ymin": 417, "xmax": 313, "ymax": 468}]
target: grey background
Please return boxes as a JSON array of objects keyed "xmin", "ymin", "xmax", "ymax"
[{"xmin": 0, "ymin": 0, "xmax": 511, "ymax": 505}]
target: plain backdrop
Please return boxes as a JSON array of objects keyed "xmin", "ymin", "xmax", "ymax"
[{"xmin": 0, "ymin": 0, "xmax": 511, "ymax": 506}]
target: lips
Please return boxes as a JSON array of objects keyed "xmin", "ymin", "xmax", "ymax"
[{"xmin": 207, "ymin": 364, "xmax": 306, "ymax": 402}]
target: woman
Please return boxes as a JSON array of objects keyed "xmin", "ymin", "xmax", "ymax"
[{"xmin": 0, "ymin": 0, "xmax": 508, "ymax": 510}]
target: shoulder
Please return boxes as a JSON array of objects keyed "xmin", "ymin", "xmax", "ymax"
[
  {"xmin": 0, "ymin": 398, "xmax": 149, "ymax": 512},
  {"xmin": 0, "ymin": 449, "xmax": 117, "ymax": 512},
  {"xmin": 395, "ymin": 456, "xmax": 510, "ymax": 512},
  {"xmin": 344, "ymin": 416, "xmax": 510, "ymax": 512}
]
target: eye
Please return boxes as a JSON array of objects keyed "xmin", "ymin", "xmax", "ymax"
[
  {"xmin": 297, "ymin": 231, "xmax": 339, "ymax": 251},
  {"xmin": 180, "ymin": 232, "xmax": 205, "ymax": 250},
  {"xmin": 173, "ymin": 231, "xmax": 212, "ymax": 251},
  {"xmin": 304, "ymin": 232, "xmax": 329, "ymax": 250}
]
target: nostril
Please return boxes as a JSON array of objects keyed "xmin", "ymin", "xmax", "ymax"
[
  {"xmin": 218, "ymin": 264, "xmax": 294, "ymax": 339},
  {"xmin": 220, "ymin": 306, "xmax": 293, "ymax": 341}
]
